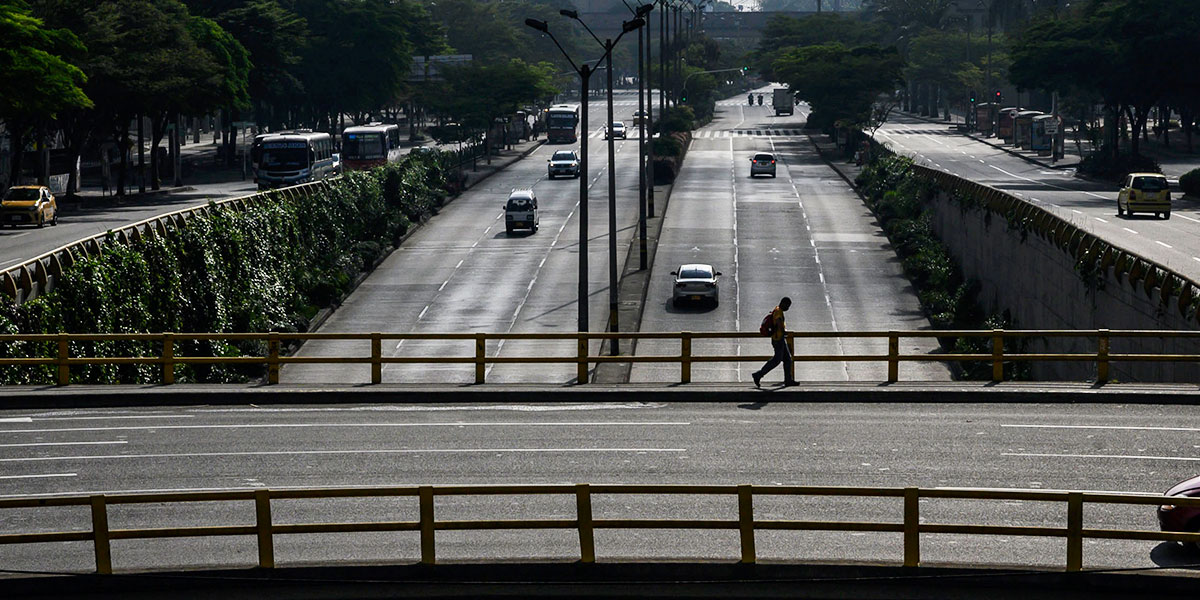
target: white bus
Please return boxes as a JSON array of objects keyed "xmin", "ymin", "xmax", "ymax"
[
  {"xmin": 340, "ymin": 123, "xmax": 404, "ymax": 171},
  {"xmin": 546, "ymin": 104, "xmax": 580, "ymax": 144},
  {"xmin": 254, "ymin": 131, "xmax": 336, "ymax": 190}
]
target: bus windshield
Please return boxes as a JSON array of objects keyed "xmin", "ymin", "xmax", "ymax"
[
  {"xmin": 547, "ymin": 114, "xmax": 577, "ymax": 128},
  {"xmin": 261, "ymin": 147, "xmax": 308, "ymax": 169},
  {"xmin": 343, "ymin": 133, "xmax": 385, "ymax": 159}
]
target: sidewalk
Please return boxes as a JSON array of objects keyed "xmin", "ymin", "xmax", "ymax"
[{"xmin": 899, "ymin": 109, "xmax": 1200, "ymax": 181}]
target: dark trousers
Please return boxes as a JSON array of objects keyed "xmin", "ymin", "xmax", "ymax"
[{"xmin": 754, "ymin": 338, "xmax": 794, "ymax": 381}]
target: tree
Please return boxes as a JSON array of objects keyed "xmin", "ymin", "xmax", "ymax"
[
  {"xmin": 0, "ymin": 0, "xmax": 91, "ymax": 185},
  {"xmin": 438, "ymin": 59, "xmax": 558, "ymax": 158},
  {"xmin": 753, "ymin": 13, "xmax": 887, "ymax": 81},
  {"xmin": 775, "ymin": 42, "xmax": 905, "ymax": 133}
]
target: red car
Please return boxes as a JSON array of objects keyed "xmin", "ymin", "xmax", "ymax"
[{"xmin": 1158, "ymin": 474, "xmax": 1200, "ymax": 549}]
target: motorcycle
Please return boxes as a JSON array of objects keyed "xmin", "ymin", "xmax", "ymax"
[
  {"xmin": 757, "ymin": 95, "xmax": 763, "ymax": 106},
  {"xmin": 747, "ymin": 94, "xmax": 754, "ymax": 105}
]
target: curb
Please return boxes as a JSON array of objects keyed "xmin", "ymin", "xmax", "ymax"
[{"xmin": 896, "ymin": 110, "xmax": 1079, "ymax": 172}]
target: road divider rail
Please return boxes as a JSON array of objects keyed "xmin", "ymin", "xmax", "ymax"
[
  {"xmin": 1, "ymin": 483, "xmax": 1197, "ymax": 574},
  {"xmin": 0, "ymin": 181, "xmax": 330, "ymax": 304},
  {"xmin": 2, "ymin": 329, "xmax": 1198, "ymax": 385}
]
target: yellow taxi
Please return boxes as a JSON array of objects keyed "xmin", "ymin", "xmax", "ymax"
[
  {"xmin": 0, "ymin": 185, "xmax": 59, "ymax": 228},
  {"xmin": 1117, "ymin": 172, "xmax": 1171, "ymax": 219}
]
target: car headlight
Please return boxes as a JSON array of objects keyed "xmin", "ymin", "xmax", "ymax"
[
  {"xmin": 1160, "ymin": 504, "xmax": 1176, "ymax": 512},
  {"xmin": 570, "ymin": 163, "xmax": 578, "ymax": 167}
]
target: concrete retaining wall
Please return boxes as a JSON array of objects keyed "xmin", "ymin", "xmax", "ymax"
[{"xmin": 925, "ymin": 187, "xmax": 1200, "ymax": 382}]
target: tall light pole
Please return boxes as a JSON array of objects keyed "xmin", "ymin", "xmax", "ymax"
[
  {"xmin": 622, "ymin": 1, "xmax": 655, "ymax": 271},
  {"xmin": 561, "ymin": 10, "xmax": 645, "ymax": 356}
]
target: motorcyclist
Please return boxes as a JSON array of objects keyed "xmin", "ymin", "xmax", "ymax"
[
  {"xmin": 757, "ymin": 94, "xmax": 763, "ymax": 105},
  {"xmin": 748, "ymin": 93, "xmax": 754, "ymax": 105}
]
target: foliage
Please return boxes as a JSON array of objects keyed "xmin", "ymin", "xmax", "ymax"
[
  {"xmin": 1077, "ymin": 149, "xmax": 1161, "ymax": 182},
  {"xmin": 0, "ymin": 0, "xmax": 91, "ymax": 125},
  {"xmin": 0, "ymin": 154, "xmax": 455, "ymax": 384},
  {"xmin": 1180, "ymin": 168, "xmax": 1200, "ymax": 197},
  {"xmin": 754, "ymin": 12, "xmax": 887, "ymax": 81},
  {"xmin": 657, "ymin": 105, "xmax": 696, "ymax": 135},
  {"xmin": 436, "ymin": 59, "xmax": 558, "ymax": 150},
  {"xmin": 775, "ymin": 43, "xmax": 904, "ymax": 132}
]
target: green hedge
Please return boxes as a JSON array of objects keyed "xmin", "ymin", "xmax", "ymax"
[
  {"xmin": 1181, "ymin": 167, "xmax": 1200, "ymax": 197},
  {"xmin": 0, "ymin": 154, "xmax": 453, "ymax": 384},
  {"xmin": 856, "ymin": 152, "xmax": 1026, "ymax": 380}
]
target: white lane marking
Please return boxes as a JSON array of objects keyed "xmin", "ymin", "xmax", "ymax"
[
  {"xmin": 1157, "ymin": 241, "xmax": 1172, "ymax": 249},
  {"xmin": 0, "ymin": 257, "xmax": 27, "ymax": 269},
  {"xmin": 1178, "ymin": 214, "xmax": 1200, "ymax": 223},
  {"xmin": 1004, "ymin": 452, "xmax": 1200, "ymax": 462},
  {"xmin": 1002, "ymin": 424, "xmax": 1200, "ymax": 432},
  {"xmin": 0, "ymin": 440, "xmax": 126, "ymax": 448},
  {"xmin": 730, "ymin": 138, "xmax": 742, "ymax": 380},
  {"xmin": 1095, "ymin": 217, "xmax": 1109, "ymax": 223},
  {"xmin": 988, "ymin": 164, "xmax": 1107, "ymax": 198},
  {"xmin": 0, "ymin": 473, "xmax": 76, "ymax": 480},
  {"xmin": 936, "ymin": 486, "xmax": 1159, "ymax": 496},
  {"xmin": 1, "ymin": 421, "xmax": 691, "ymax": 434},
  {"xmin": 191, "ymin": 403, "xmax": 669, "ymax": 414},
  {"xmin": 0, "ymin": 417, "xmax": 32, "ymax": 423},
  {"xmin": 1071, "ymin": 209, "xmax": 1082, "ymax": 214},
  {"xmin": 1194, "ymin": 257, "xmax": 1200, "ymax": 263},
  {"xmin": 418, "ymin": 305, "xmax": 429, "ymax": 319},
  {"xmin": 25, "ymin": 415, "xmax": 193, "ymax": 421},
  {"xmin": 1123, "ymin": 227, "xmax": 1138, "ymax": 234},
  {"xmin": 0, "ymin": 447, "xmax": 688, "ymax": 463}
]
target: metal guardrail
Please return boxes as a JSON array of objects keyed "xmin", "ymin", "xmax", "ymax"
[
  {"xmin": 1, "ymin": 483, "xmax": 1197, "ymax": 574},
  {"xmin": 2, "ymin": 329, "xmax": 1199, "ymax": 385},
  {"xmin": 0, "ymin": 181, "xmax": 331, "ymax": 304}
]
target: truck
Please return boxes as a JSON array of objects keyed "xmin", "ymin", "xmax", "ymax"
[{"xmin": 772, "ymin": 88, "xmax": 794, "ymax": 116}]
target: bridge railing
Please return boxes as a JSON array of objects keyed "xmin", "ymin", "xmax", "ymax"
[
  {"xmin": 1, "ymin": 329, "xmax": 1198, "ymax": 385},
  {"xmin": 1, "ymin": 483, "xmax": 1196, "ymax": 574}
]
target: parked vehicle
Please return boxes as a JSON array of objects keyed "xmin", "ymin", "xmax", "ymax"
[
  {"xmin": 671, "ymin": 264, "xmax": 721, "ymax": 307},
  {"xmin": 750, "ymin": 152, "xmax": 776, "ymax": 178},
  {"xmin": 0, "ymin": 185, "xmax": 58, "ymax": 228},
  {"xmin": 772, "ymin": 88, "xmax": 794, "ymax": 116},
  {"xmin": 340, "ymin": 123, "xmax": 403, "ymax": 171},
  {"xmin": 1118, "ymin": 172, "xmax": 1171, "ymax": 219},
  {"xmin": 255, "ymin": 131, "xmax": 336, "ymax": 190},
  {"xmin": 1158, "ymin": 474, "xmax": 1200, "ymax": 550},
  {"xmin": 504, "ymin": 188, "xmax": 539, "ymax": 234},
  {"xmin": 547, "ymin": 150, "xmax": 581, "ymax": 179}
]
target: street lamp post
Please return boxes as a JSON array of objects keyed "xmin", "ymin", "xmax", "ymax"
[
  {"xmin": 561, "ymin": 10, "xmax": 645, "ymax": 356},
  {"xmin": 622, "ymin": 1, "xmax": 655, "ymax": 271}
]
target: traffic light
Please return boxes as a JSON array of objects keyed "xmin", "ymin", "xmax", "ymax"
[
  {"xmin": 741, "ymin": 66, "xmax": 748, "ymax": 73},
  {"xmin": 970, "ymin": 91, "xmax": 976, "ymax": 104},
  {"xmin": 995, "ymin": 90, "xmax": 1002, "ymax": 101}
]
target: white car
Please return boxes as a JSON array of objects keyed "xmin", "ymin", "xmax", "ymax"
[
  {"xmin": 605, "ymin": 122, "xmax": 627, "ymax": 140},
  {"xmin": 547, "ymin": 150, "xmax": 581, "ymax": 178},
  {"xmin": 504, "ymin": 188, "xmax": 539, "ymax": 234},
  {"xmin": 671, "ymin": 263, "xmax": 721, "ymax": 307}
]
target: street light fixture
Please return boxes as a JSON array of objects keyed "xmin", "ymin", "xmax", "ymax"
[
  {"xmin": 525, "ymin": 14, "xmax": 643, "ymax": 361},
  {"xmin": 621, "ymin": 1, "xmax": 655, "ymax": 272},
  {"xmin": 561, "ymin": 10, "xmax": 645, "ymax": 356}
]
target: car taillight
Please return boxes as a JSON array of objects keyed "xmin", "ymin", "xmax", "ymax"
[
  {"xmin": 1161, "ymin": 504, "xmax": 1176, "ymax": 512},
  {"xmin": 771, "ymin": 160, "xmax": 775, "ymax": 164}
]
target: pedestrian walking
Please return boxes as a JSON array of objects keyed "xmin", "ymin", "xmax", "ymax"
[{"xmin": 752, "ymin": 297, "xmax": 797, "ymax": 388}]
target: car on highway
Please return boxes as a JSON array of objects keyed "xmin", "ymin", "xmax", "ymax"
[
  {"xmin": 671, "ymin": 263, "xmax": 721, "ymax": 307},
  {"xmin": 605, "ymin": 122, "xmax": 627, "ymax": 140},
  {"xmin": 547, "ymin": 150, "xmax": 581, "ymax": 179},
  {"xmin": 504, "ymin": 188, "xmax": 539, "ymax": 234},
  {"xmin": 0, "ymin": 185, "xmax": 58, "ymax": 228},
  {"xmin": 750, "ymin": 152, "xmax": 777, "ymax": 178},
  {"xmin": 1158, "ymin": 474, "xmax": 1200, "ymax": 550},
  {"xmin": 1117, "ymin": 172, "xmax": 1171, "ymax": 219},
  {"xmin": 632, "ymin": 110, "xmax": 647, "ymax": 126}
]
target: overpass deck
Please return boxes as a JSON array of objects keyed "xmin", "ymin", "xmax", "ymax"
[{"xmin": 2, "ymin": 380, "xmax": 1198, "ymax": 408}]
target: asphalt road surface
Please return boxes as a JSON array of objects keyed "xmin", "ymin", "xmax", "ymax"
[
  {"xmin": 285, "ymin": 91, "xmax": 660, "ymax": 385},
  {"xmin": 875, "ymin": 114, "xmax": 1200, "ymax": 283},
  {"xmin": 0, "ymin": 402, "xmax": 1197, "ymax": 573},
  {"xmin": 632, "ymin": 93, "xmax": 950, "ymax": 384},
  {"xmin": 0, "ymin": 179, "xmax": 258, "ymax": 272}
]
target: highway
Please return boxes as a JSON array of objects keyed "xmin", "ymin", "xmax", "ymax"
[
  {"xmin": 0, "ymin": 401, "xmax": 1197, "ymax": 572},
  {"xmin": 0, "ymin": 179, "xmax": 257, "ymax": 272},
  {"xmin": 632, "ymin": 93, "xmax": 950, "ymax": 383},
  {"xmin": 284, "ymin": 91, "xmax": 658, "ymax": 385},
  {"xmin": 875, "ymin": 114, "xmax": 1200, "ymax": 282}
]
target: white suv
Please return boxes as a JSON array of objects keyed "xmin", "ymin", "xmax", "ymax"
[{"xmin": 505, "ymin": 189, "xmax": 539, "ymax": 234}]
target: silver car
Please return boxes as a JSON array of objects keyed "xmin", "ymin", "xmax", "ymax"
[
  {"xmin": 605, "ymin": 122, "xmax": 627, "ymax": 140},
  {"xmin": 547, "ymin": 150, "xmax": 581, "ymax": 178},
  {"xmin": 750, "ymin": 152, "xmax": 776, "ymax": 178},
  {"xmin": 671, "ymin": 263, "xmax": 721, "ymax": 307}
]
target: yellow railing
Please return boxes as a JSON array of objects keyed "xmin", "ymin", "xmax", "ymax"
[
  {"xmin": 1, "ymin": 329, "xmax": 1199, "ymax": 385},
  {"xmin": 1, "ymin": 483, "xmax": 1197, "ymax": 574}
]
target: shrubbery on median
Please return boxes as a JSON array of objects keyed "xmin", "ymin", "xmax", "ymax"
[
  {"xmin": 1181, "ymin": 168, "xmax": 1200, "ymax": 197},
  {"xmin": 0, "ymin": 154, "xmax": 454, "ymax": 385},
  {"xmin": 652, "ymin": 106, "xmax": 696, "ymax": 184},
  {"xmin": 856, "ymin": 151, "xmax": 1027, "ymax": 380}
]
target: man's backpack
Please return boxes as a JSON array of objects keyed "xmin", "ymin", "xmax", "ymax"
[{"xmin": 759, "ymin": 311, "xmax": 775, "ymax": 337}]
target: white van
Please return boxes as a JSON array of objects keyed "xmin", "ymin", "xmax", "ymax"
[{"xmin": 504, "ymin": 189, "xmax": 539, "ymax": 234}]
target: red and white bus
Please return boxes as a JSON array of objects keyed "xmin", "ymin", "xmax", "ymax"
[{"xmin": 340, "ymin": 123, "xmax": 403, "ymax": 171}]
